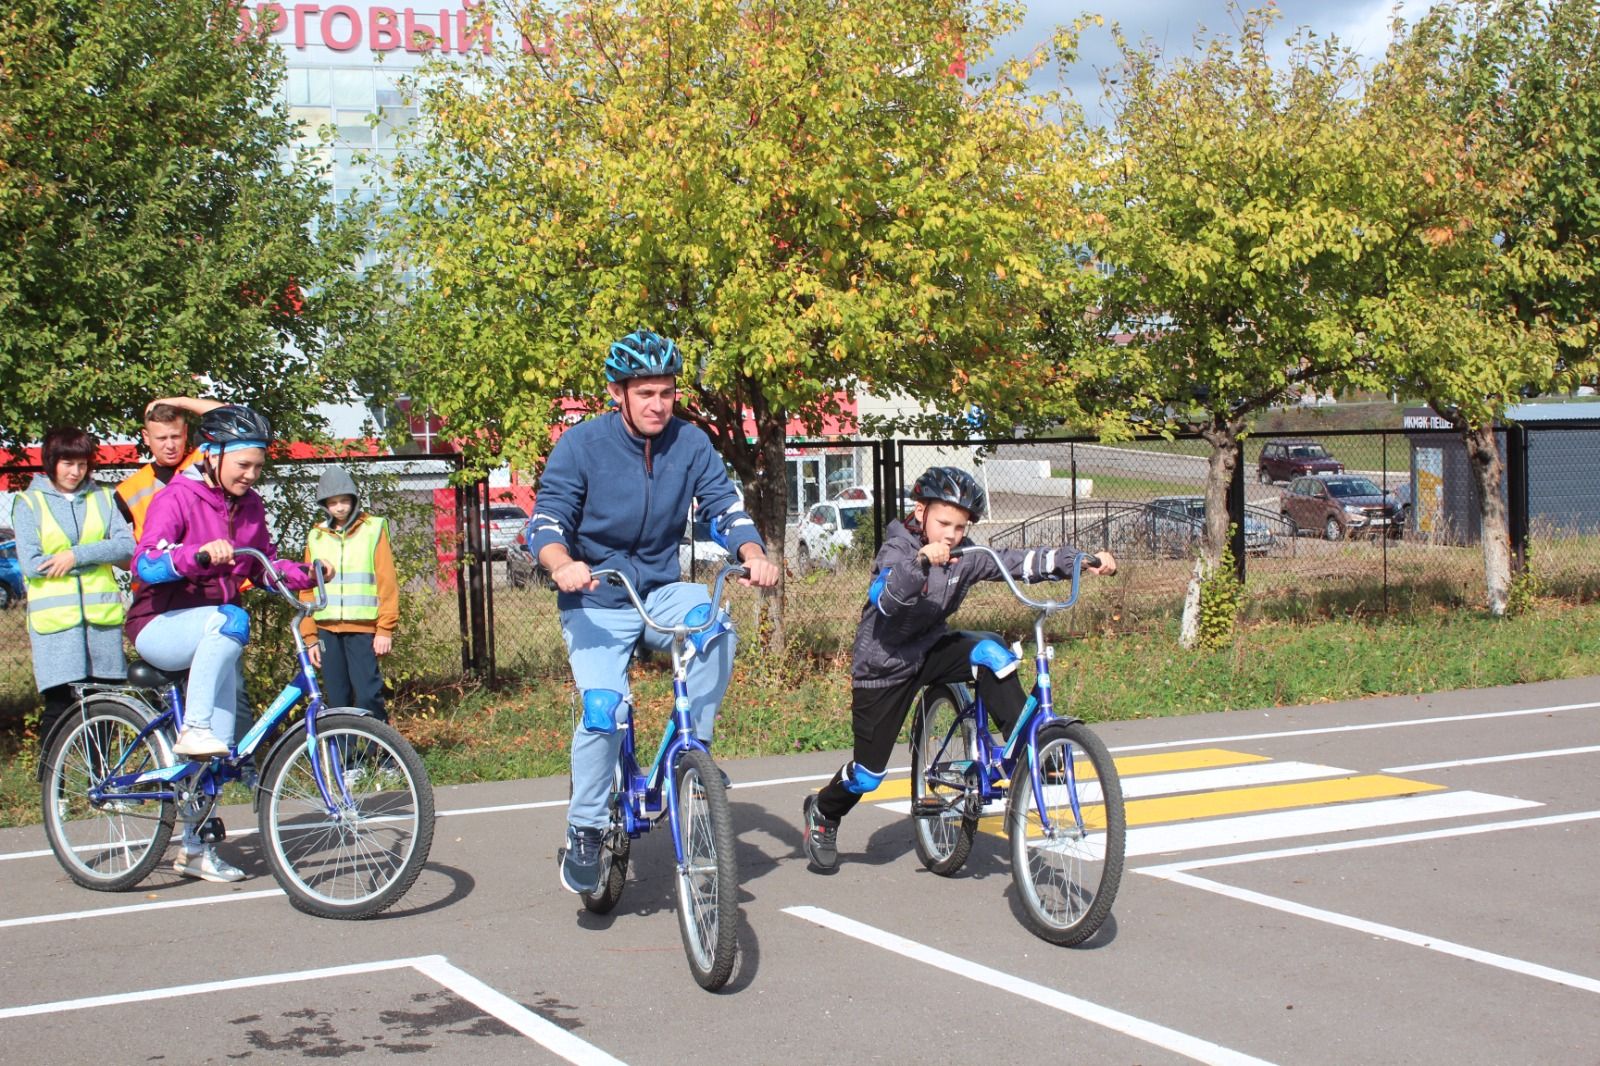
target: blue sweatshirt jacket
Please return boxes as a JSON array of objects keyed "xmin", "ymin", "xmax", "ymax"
[{"xmin": 528, "ymin": 411, "xmax": 763, "ymax": 610}]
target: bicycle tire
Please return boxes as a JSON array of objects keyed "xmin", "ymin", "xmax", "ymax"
[
  {"xmin": 672, "ymin": 748, "xmax": 739, "ymax": 991},
  {"xmin": 909, "ymin": 684, "xmax": 979, "ymax": 876},
  {"xmin": 1006, "ymin": 720, "xmax": 1125, "ymax": 945},
  {"xmin": 41, "ymin": 697, "xmax": 176, "ymax": 892},
  {"xmin": 259, "ymin": 714, "xmax": 435, "ymax": 919},
  {"xmin": 582, "ymin": 767, "xmax": 632, "ymax": 915}
]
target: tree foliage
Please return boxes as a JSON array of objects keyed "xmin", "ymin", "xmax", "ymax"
[
  {"xmin": 380, "ymin": 0, "xmax": 1096, "ymax": 549},
  {"xmin": 0, "ymin": 0, "xmax": 384, "ymax": 448},
  {"xmin": 1361, "ymin": 0, "xmax": 1600, "ymax": 613},
  {"xmin": 1071, "ymin": 7, "xmax": 1399, "ymax": 643}
]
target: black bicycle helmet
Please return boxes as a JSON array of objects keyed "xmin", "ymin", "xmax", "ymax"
[
  {"xmin": 198, "ymin": 405, "xmax": 273, "ymax": 453},
  {"xmin": 605, "ymin": 329, "xmax": 683, "ymax": 383},
  {"xmin": 911, "ymin": 466, "xmax": 987, "ymax": 520}
]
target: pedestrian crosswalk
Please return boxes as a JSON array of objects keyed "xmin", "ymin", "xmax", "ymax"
[{"xmin": 872, "ymin": 746, "xmax": 1542, "ymax": 858}]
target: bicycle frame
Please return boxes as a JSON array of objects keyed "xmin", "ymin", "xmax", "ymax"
[
  {"xmin": 87, "ymin": 547, "xmax": 358, "ymax": 816},
  {"xmin": 921, "ymin": 546, "xmax": 1095, "ymax": 837},
  {"xmin": 590, "ymin": 565, "xmax": 746, "ymax": 866}
]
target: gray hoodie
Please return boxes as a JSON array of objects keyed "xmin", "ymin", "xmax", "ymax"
[
  {"xmin": 850, "ymin": 519, "xmax": 1086, "ymax": 688},
  {"xmin": 10, "ymin": 473, "xmax": 135, "ymax": 691}
]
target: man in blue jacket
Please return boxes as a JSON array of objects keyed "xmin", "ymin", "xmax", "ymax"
[{"xmin": 529, "ymin": 329, "xmax": 780, "ymax": 894}]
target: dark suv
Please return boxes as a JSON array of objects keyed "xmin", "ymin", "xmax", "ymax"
[
  {"xmin": 1257, "ymin": 439, "xmax": 1344, "ymax": 484},
  {"xmin": 1281, "ymin": 476, "xmax": 1402, "ymax": 540}
]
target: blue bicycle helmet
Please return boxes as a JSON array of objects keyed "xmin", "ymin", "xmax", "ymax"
[{"xmin": 605, "ymin": 329, "xmax": 683, "ymax": 383}]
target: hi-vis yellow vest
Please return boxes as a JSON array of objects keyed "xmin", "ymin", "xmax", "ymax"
[
  {"xmin": 17, "ymin": 489, "xmax": 126, "ymax": 635},
  {"xmin": 307, "ymin": 516, "xmax": 386, "ymax": 622}
]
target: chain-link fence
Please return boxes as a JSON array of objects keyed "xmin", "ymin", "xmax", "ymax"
[{"xmin": 1, "ymin": 453, "xmax": 468, "ymax": 719}]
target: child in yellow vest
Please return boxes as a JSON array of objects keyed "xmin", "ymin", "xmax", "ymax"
[{"xmin": 299, "ymin": 467, "xmax": 399, "ymax": 721}]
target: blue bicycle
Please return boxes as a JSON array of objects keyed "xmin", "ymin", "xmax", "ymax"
[
  {"xmin": 40, "ymin": 547, "xmax": 435, "ymax": 919},
  {"xmin": 908, "ymin": 545, "xmax": 1126, "ymax": 944},
  {"xmin": 576, "ymin": 564, "xmax": 747, "ymax": 991}
]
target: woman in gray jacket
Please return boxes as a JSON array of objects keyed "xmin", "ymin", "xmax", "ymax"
[{"xmin": 12, "ymin": 427, "xmax": 135, "ymax": 744}]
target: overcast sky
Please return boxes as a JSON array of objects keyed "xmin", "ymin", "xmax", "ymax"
[{"xmin": 994, "ymin": 0, "xmax": 1413, "ymax": 121}]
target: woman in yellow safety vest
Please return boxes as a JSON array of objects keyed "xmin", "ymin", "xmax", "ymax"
[{"xmin": 11, "ymin": 427, "xmax": 135, "ymax": 744}]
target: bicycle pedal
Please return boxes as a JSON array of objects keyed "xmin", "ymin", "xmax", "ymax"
[
  {"xmin": 199, "ymin": 817, "xmax": 226, "ymax": 844},
  {"xmin": 911, "ymin": 797, "xmax": 947, "ymax": 818}
]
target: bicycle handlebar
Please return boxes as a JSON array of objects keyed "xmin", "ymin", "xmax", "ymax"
[
  {"xmin": 588, "ymin": 563, "xmax": 749, "ymax": 639},
  {"xmin": 195, "ymin": 546, "xmax": 329, "ymax": 615},
  {"xmin": 948, "ymin": 543, "xmax": 1088, "ymax": 613}
]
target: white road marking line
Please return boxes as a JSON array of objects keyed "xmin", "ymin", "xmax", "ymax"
[
  {"xmin": 1136, "ymin": 809, "xmax": 1600, "ymax": 876},
  {"xmin": 1107, "ymin": 700, "xmax": 1600, "ymax": 753},
  {"xmin": 413, "ymin": 955, "xmax": 628, "ymax": 1066},
  {"xmin": 0, "ymin": 953, "xmax": 627, "ymax": 1065},
  {"xmin": 1383, "ymin": 745, "xmax": 1600, "ymax": 773},
  {"xmin": 0, "ymin": 889, "xmax": 285, "ymax": 929},
  {"xmin": 784, "ymin": 906, "xmax": 1277, "ymax": 1066},
  {"xmin": 1122, "ymin": 791, "xmax": 1540, "ymax": 857},
  {"xmin": 1147, "ymin": 870, "xmax": 1600, "ymax": 996}
]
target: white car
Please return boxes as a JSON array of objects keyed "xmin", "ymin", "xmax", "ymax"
[{"xmin": 793, "ymin": 500, "xmax": 874, "ymax": 573}]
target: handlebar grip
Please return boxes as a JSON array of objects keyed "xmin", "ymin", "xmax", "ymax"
[{"xmin": 196, "ymin": 550, "xmax": 211, "ymax": 568}]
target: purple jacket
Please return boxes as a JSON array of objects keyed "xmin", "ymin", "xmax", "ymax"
[{"xmin": 125, "ymin": 467, "xmax": 316, "ymax": 641}]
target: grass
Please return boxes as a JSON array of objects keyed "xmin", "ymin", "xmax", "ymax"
[
  {"xmin": 5, "ymin": 595, "xmax": 1597, "ymax": 829},
  {"xmin": 1051, "ymin": 470, "xmax": 1206, "ymax": 498}
]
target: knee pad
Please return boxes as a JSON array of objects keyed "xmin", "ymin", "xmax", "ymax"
[
  {"xmin": 840, "ymin": 761, "xmax": 887, "ymax": 795},
  {"xmin": 215, "ymin": 605, "xmax": 251, "ymax": 647},
  {"xmin": 580, "ymin": 688, "xmax": 627, "ymax": 735},
  {"xmin": 969, "ymin": 638, "xmax": 1018, "ymax": 680},
  {"xmin": 682, "ymin": 602, "xmax": 734, "ymax": 660}
]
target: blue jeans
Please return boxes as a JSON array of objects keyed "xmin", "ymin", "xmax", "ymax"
[
  {"xmin": 135, "ymin": 607, "xmax": 246, "ymax": 746},
  {"xmin": 561, "ymin": 582, "xmax": 736, "ymax": 831}
]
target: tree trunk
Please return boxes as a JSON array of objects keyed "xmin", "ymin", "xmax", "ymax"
[
  {"xmin": 1179, "ymin": 422, "xmax": 1242, "ymax": 648},
  {"xmin": 1462, "ymin": 422, "xmax": 1512, "ymax": 616},
  {"xmin": 687, "ymin": 384, "xmax": 789, "ymax": 649}
]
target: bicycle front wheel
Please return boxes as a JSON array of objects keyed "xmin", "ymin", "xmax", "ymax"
[
  {"xmin": 909, "ymin": 685, "xmax": 979, "ymax": 876},
  {"xmin": 672, "ymin": 748, "xmax": 739, "ymax": 991},
  {"xmin": 1006, "ymin": 721, "xmax": 1125, "ymax": 945},
  {"xmin": 41, "ymin": 698, "xmax": 176, "ymax": 891},
  {"xmin": 260, "ymin": 715, "xmax": 435, "ymax": 919}
]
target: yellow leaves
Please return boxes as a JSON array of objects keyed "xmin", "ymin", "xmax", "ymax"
[
  {"xmin": 1421, "ymin": 225, "xmax": 1456, "ymax": 247},
  {"xmin": 994, "ymin": 263, "xmax": 1007, "ymax": 280}
]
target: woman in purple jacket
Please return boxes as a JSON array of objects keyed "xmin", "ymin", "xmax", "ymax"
[{"xmin": 125, "ymin": 406, "xmax": 323, "ymax": 882}]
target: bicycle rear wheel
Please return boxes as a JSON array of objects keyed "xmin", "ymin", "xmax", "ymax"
[
  {"xmin": 1006, "ymin": 721, "xmax": 1125, "ymax": 945},
  {"xmin": 582, "ymin": 765, "xmax": 632, "ymax": 915},
  {"xmin": 260, "ymin": 714, "xmax": 435, "ymax": 919},
  {"xmin": 41, "ymin": 698, "xmax": 176, "ymax": 891},
  {"xmin": 673, "ymin": 748, "xmax": 738, "ymax": 991},
  {"xmin": 909, "ymin": 685, "xmax": 979, "ymax": 876}
]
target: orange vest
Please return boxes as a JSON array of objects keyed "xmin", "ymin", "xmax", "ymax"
[{"xmin": 116, "ymin": 449, "xmax": 201, "ymax": 541}]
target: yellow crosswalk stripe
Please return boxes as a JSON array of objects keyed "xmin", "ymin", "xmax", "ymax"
[{"xmin": 985, "ymin": 773, "xmax": 1447, "ymax": 838}]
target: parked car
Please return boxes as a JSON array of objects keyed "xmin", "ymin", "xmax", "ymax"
[
  {"xmin": 1280, "ymin": 476, "xmax": 1402, "ymax": 540},
  {"xmin": 1145, "ymin": 497, "xmax": 1276, "ymax": 557},
  {"xmin": 1257, "ymin": 439, "xmax": 1344, "ymax": 484},
  {"xmin": 0, "ymin": 538, "xmax": 23, "ymax": 610},
  {"xmin": 486, "ymin": 504, "xmax": 529, "ymax": 560},
  {"xmin": 793, "ymin": 499, "xmax": 874, "ymax": 573}
]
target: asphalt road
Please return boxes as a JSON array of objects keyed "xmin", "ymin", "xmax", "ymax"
[{"xmin": 3, "ymin": 675, "xmax": 1598, "ymax": 1064}]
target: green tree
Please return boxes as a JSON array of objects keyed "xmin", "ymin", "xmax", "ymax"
[
  {"xmin": 0, "ymin": 0, "xmax": 384, "ymax": 448},
  {"xmin": 1073, "ymin": 7, "xmax": 1395, "ymax": 645},
  {"xmin": 1361, "ymin": 0, "xmax": 1599, "ymax": 615},
  {"xmin": 380, "ymin": 0, "xmax": 1095, "ymax": 586}
]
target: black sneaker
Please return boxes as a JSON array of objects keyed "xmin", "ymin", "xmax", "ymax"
[
  {"xmin": 801, "ymin": 794, "xmax": 839, "ymax": 871},
  {"xmin": 559, "ymin": 825, "xmax": 605, "ymax": 894}
]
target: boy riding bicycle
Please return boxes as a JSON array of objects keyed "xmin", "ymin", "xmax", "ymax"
[
  {"xmin": 528, "ymin": 330, "xmax": 780, "ymax": 894},
  {"xmin": 799, "ymin": 466, "xmax": 1116, "ymax": 871}
]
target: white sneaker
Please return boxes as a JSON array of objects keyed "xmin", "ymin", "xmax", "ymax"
[
  {"xmin": 174, "ymin": 846, "xmax": 245, "ymax": 883},
  {"xmin": 173, "ymin": 728, "xmax": 229, "ymax": 758}
]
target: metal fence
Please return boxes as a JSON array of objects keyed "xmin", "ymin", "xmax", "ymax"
[{"xmin": 10, "ymin": 422, "xmax": 1593, "ymax": 714}]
